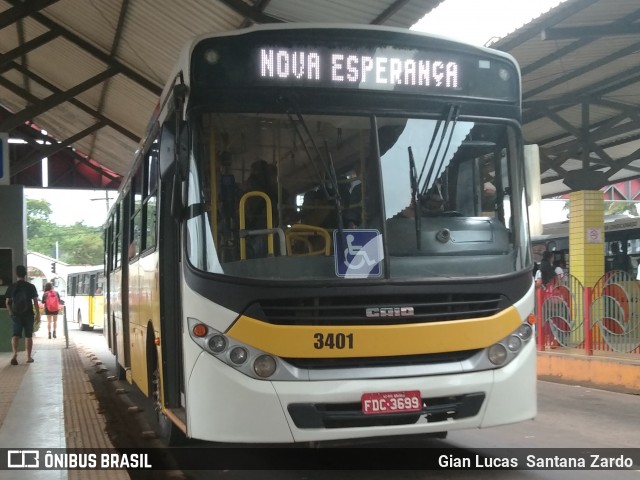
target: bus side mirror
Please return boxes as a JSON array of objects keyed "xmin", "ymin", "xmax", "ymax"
[{"xmin": 159, "ymin": 123, "xmax": 175, "ymax": 180}]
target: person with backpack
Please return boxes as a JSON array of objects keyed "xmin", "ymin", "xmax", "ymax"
[
  {"xmin": 43, "ymin": 282, "xmax": 63, "ymax": 339},
  {"xmin": 4, "ymin": 265, "xmax": 40, "ymax": 365}
]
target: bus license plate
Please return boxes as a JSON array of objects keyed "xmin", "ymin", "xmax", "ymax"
[{"xmin": 361, "ymin": 390, "xmax": 422, "ymax": 415}]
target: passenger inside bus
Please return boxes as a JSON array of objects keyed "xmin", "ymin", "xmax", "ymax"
[{"xmin": 343, "ymin": 163, "xmax": 363, "ymax": 228}]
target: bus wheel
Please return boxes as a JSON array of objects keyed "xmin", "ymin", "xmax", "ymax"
[
  {"xmin": 79, "ymin": 311, "xmax": 90, "ymax": 331},
  {"xmin": 152, "ymin": 367, "xmax": 185, "ymax": 446},
  {"xmin": 114, "ymin": 354, "xmax": 127, "ymax": 381},
  {"xmin": 112, "ymin": 316, "xmax": 127, "ymax": 381}
]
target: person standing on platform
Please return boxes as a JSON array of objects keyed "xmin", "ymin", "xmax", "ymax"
[
  {"xmin": 43, "ymin": 282, "xmax": 63, "ymax": 339},
  {"xmin": 5, "ymin": 265, "xmax": 40, "ymax": 365},
  {"xmin": 535, "ymin": 251, "xmax": 556, "ymax": 293},
  {"xmin": 610, "ymin": 242, "xmax": 632, "ymax": 274}
]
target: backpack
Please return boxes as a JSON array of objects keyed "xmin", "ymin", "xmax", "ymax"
[
  {"xmin": 11, "ymin": 284, "xmax": 31, "ymax": 315},
  {"xmin": 45, "ymin": 291, "xmax": 60, "ymax": 312}
]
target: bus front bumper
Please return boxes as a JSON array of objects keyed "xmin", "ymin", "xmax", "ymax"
[{"xmin": 186, "ymin": 339, "xmax": 536, "ymax": 443}]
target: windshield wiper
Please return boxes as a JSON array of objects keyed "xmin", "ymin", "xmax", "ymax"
[
  {"xmin": 285, "ymin": 109, "xmax": 345, "ymax": 251},
  {"xmin": 324, "ymin": 140, "xmax": 345, "ymax": 252},
  {"xmin": 286, "ymin": 111, "xmax": 332, "ymax": 201},
  {"xmin": 419, "ymin": 104, "xmax": 460, "ymax": 198},
  {"xmin": 408, "ymin": 146, "xmax": 421, "ymax": 250}
]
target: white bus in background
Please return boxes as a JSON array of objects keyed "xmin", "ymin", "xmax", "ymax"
[{"xmin": 66, "ymin": 267, "xmax": 104, "ymax": 331}]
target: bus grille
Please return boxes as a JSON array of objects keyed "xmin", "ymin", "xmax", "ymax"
[
  {"xmin": 282, "ymin": 350, "xmax": 481, "ymax": 370},
  {"xmin": 254, "ymin": 293, "xmax": 504, "ymax": 326}
]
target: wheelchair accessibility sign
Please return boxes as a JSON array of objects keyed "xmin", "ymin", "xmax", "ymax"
[{"xmin": 334, "ymin": 229, "xmax": 383, "ymax": 278}]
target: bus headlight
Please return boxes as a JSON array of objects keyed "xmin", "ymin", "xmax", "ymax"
[
  {"xmin": 478, "ymin": 321, "xmax": 535, "ymax": 370},
  {"xmin": 187, "ymin": 318, "xmax": 285, "ymax": 380},
  {"xmin": 507, "ymin": 335, "xmax": 522, "ymax": 352},
  {"xmin": 230, "ymin": 347, "xmax": 248, "ymax": 365},
  {"xmin": 516, "ymin": 323, "xmax": 533, "ymax": 341},
  {"xmin": 253, "ymin": 355, "xmax": 277, "ymax": 378},
  {"xmin": 208, "ymin": 334, "xmax": 227, "ymax": 353},
  {"xmin": 488, "ymin": 344, "xmax": 508, "ymax": 365}
]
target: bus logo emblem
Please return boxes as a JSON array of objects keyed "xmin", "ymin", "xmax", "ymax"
[{"xmin": 365, "ymin": 307, "xmax": 414, "ymax": 318}]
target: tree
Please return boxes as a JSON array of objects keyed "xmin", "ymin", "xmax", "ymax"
[
  {"xmin": 27, "ymin": 198, "xmax": 104, "ymax": 265},
  {"xmin": 604, "ymin": 201, "xmax": 639, "ymax": 217},
  {"xmin": 561, "ymin": 199, "xmax": 640, "ymax": 218}
]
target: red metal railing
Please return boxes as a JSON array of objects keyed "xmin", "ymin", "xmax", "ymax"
[{"xmin": 535, "ymin": 271, "xmax": 640, "ymax": 356}]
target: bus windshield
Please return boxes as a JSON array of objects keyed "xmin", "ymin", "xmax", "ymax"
[{"xmin": 186, "ymin": 111, "xmax": 529, "ymax": 280}]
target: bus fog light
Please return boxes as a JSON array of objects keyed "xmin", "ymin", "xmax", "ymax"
[
  {"xmin": 488, "ymin": 344, "xmax": 508, "ymax": 365},
  {"xmin": 517, "ymin": 323, "xmax": 533, "ymax": 341},
  {"xmin": 507, "ymin": 335, "xmax": 522, "ymax": 352},
  {"xmin": 230, "ymin": 347, "xmax": 248, "ymax": 365},
  {"xmin": 253, "ymin": 355, "xmax": 277, "ymax": 378},
  {"xmin": 208, "ymin": 334, "xmax": 227, "ymax": 353}
]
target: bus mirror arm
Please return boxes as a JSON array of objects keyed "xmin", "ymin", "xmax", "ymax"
[
  {"xmin": 170, "ymin": 171, "xmax": 184, "ymax": 222},
  {"xmin": 177, "ymin": 123, "xmax": 189, "ymax": 178}
]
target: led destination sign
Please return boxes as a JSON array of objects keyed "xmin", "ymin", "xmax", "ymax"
[
  {"xmin": 259, "ymin": 48, "xmax": 459, "ymax": 91},
  {"xmin": 193, "ymin": 36, "xmax": 518, "ymax": 101}
]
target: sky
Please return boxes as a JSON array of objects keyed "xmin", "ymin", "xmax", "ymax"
[
  {"xmin": 412, "ymin": 0, "xmax": 567, "ymax": 46},
  {"xmin": 26, "ymin": 187, "xmax": 118, "ymax": 227},
  {"xmin": 25, "ymin": 0, "xmax": 569, "ymax": 227}
]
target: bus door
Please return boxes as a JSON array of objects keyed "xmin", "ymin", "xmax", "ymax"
[{"xmin": 158, "ymin": 121, "xmax": 185, "ymax": 413}]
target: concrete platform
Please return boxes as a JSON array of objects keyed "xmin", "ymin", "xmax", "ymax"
[
  {"xmin": 537, "ymin": 348, "xmax": 640, "ymax": 394},
  {"xmin": 0, "ymin": 326, "xmax": 129, "ymax": 480}
]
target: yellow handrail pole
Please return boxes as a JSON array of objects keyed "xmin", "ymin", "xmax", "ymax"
[
  {"xmin": 239, "ymin": 194, "xmax": 247, "ymax": 260},
  {"xmin": 239, "ymin": 191, "xmax": 274, "ymax": 259},
  {"xmin": 285, "ymin": 224, "xmax": 331, "ymax": 256}
]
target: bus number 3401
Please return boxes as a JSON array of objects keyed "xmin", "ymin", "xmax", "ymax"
[{"xmin": 313, "ymin": 333, "xmax": 354, "ymax": 349}]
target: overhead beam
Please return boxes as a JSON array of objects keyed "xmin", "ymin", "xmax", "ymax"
[
  {"xmin": 16, "ymin": 18, "xmax": 30, "ymax": 98},
  {"xmin": 216, "ymin": 0, "xmax": 283, "ymax": 23},
  {"xmin": 5, "ymin": 0, "xmax": 162, "ymax": 96},
  {"xmin": 0, "ymin": 30, "xmax": 60, "ymax": 70},
  {"xmin": 540, "ymin": 112, "xmax": 640, "ymax": 156},
  {"xmin": 12, "ymin": 121, "xmax": 107, "ymax": 175},
  {"xmin": 8, "ymin": 124, "xmax": 121, "ymax": 185},
  {"xmin": 523, "ymin": 9, "xmax": 640, "ymax": 77},
  {"xmin": 524, "ymin": 33, "xmax": 640, "ymax": 99},
  {"xmin": 87, "ymin": 0, "xmax": 130, "ymax": 160},
  {"xmin": 523, "ymin": 64, "xmax": 640, "ymax": 124},
  {"xmin": 0, "ymin": 0, "xmax": 60, "ymax": 31},
  {"xmin": 542, "ymin": 23, "xmax": 640, "ymax": 40},
  {"xmin": 0, "ymin": 67, "xmax": 118, "ymax": 132},
  {"xmin": 606, "ymin": 145, "xmax": 640, "ymax": 177},
  {"xmin": 493, "ymin": 0, "xmax": 599, "ymax": 51},
  {"xmin": 0, "ymin": 107, "xmax": 122, "ymax": 185},
  {"xmin": 8, "ymin": 62, "xmax": 140, "ymax": 142},
  {"xmin": 371, "ymin": 0, "xmax": 411, "ymax": 25}
]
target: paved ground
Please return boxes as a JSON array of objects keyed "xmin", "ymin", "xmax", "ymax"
[{"xmin": 0, "ymin": 322, "xmax": 129, "ymax": 480}]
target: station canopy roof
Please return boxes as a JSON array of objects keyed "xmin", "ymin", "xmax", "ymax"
[
  {"xmin": 491, "ymin": 0, "xmax": 640, "ymax": 198},
  {"xmin": 2, "ymin": 0, "xmax": 640, "ymax": 199},
  {"xmin": 0, "ymin": 0, "xmax": 443, "ymax": 190}
]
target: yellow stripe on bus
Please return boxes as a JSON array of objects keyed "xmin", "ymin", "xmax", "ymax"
[{"xmin": 226, "ymin": 307, "xmax": 523, "ymax": 358}]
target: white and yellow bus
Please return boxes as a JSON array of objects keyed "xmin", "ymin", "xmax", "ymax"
[
  {"xmin": 66, "ymin": 268, "xmax": 104, "ymax": 331},
  {"xmin": 104, "ymin": 24, "xmax": 537, "ymax": 445}
]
